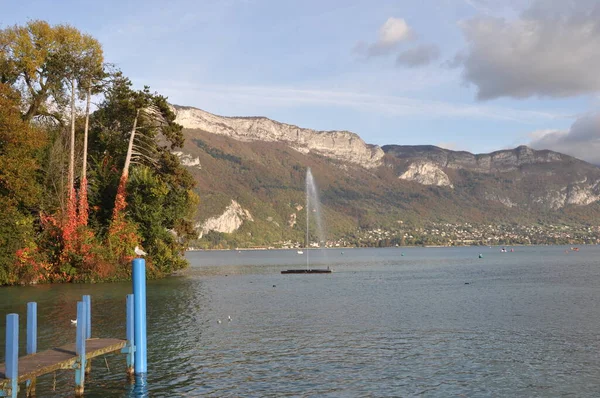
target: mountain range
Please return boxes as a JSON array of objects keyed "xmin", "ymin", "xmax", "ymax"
[{"xmin": 170, "ymin": 105, "xmax": 600, "ymax": 248}]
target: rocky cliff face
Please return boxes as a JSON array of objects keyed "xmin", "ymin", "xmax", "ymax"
[
  {"xmin": 174, "ymin": 105, "xmax": 384, "ymax": 169},
  {"xmin": 385, "ymin": 145, "xmax": 600, "ymax": 210},
  {"xmin": 566, "ymin": 182, "xmax": 600, "ymax": 205},
  {"xmin": 531, "ymin": 182, "xmax": 600, "ymax": 210},
  {"xmin": 196, "ymin": 200, "xmax": 253, "ymax": 238},
  {"xmin": 399, "ymin": 161, "xmax": 454, "ymax": 188},
  {"xmin": 384, "ymin": 145, "xmax": 565, "ymax": 173},
  {"xmin": 172, "ymin": 151, "xmax": 202, "ymax": 169}
]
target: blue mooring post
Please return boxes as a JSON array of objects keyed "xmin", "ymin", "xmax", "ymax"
[
  {"xmin": 121, "ymin": 294, "xmax": 136, "ymax": 377},
  {"xmin": 4, "ymin": 314, "xmax": 19, "ymax": 398},
  {"xmin": 26, "ymin": 302, "xmax": 37, "ymax": 354},
  {"xmin": 133, "ymin": 258, "xmax": 147, "ymax": 375},
  {"xmin": 83, "ymin": 295, "xmax": 91, "ymax": 339},
  {"xmin": 74, "ymin": 301, "xmax": 87, "ymax": 396},
  {"xmin": 26, "ymin": 302, "xmax": 37, "ymax": 396},
  {"xmin": 82, "ymin": 295, "xmax": 92, "ymax": 375}
]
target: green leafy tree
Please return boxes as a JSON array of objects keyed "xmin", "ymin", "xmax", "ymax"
[
  {"xmin": 89, "ymin": 73, "xmax": 197, "ymax": 274},
  {"xmin": 0, "ymin": 83, "xmax": 46, "ymax": 283},
  {"xmin": 0, "ymin": 20, "xmax": 101, "ymax": 123}
]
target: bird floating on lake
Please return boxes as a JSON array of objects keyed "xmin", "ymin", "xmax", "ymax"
[
  {"xmin": 134, "ymin": 246, "xmax": 147, "ymax": 256},
  {"xmin": 228, "ymin": 316, "xmax": 232, "ymax": 322},
  {"xmin": 217, "ymin": 319, "xmax": 222, "ymax": 324}
]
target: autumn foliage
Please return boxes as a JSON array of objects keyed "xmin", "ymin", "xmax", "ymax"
[{"xmin": 0, "ymin": 21, "xmax": 197, "ymax": 285}]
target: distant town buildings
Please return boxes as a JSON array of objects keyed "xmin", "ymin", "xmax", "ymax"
[{"xmin": 273, "ymin": 223, "xmax": 600, "ymax": 249}]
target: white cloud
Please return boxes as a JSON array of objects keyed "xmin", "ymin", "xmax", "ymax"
[
  {"xmin": 528, "ymin": 112, "xmax": 600, "ymax": 164},
  {"xmin": 458, "ymin": 0, "xmax": 600, "ymax": 99},
  {"xmin": 356, "ymin": 17, "xmax": 412, "ymax": 57},
  {"xmin": 378, "ymin": 17, "xmax": 411, "ymax": 47}
]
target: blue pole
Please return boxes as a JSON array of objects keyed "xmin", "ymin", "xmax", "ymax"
[
  {"xmin": 83, "ymin": 295, "xmax": 91, "ymax": 339},
  {"xmin": 27, "ymin": 302, "xmax": 37, "ymax": 354},
  {"xmin": 75, "ymin": 301, "xmax": 87, "ymax": 356},
  {"xmin": 126, "ymin": 294, "xmax": 135, "ymax": 344},
  {"xmin": 26, "ymin": 303, "xmax": 37, "ymax": 396},
  {"xmin": 126, "ymin": 294, "xmax": 135, "ymax": 376},
  {"xmin": 133, "ymin": 258, "xmax": 147, "ymax": 374},
  {"xmin": 75, "ymin": 301, "xmax": 87, "ymax": 396},
  {"xmin": 5, "ymin": 314, "xmax": 19, "ymax": 398}
]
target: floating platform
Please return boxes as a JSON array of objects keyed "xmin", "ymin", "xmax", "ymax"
[{"xmin": 281, "ymin": 269, "xmax": 332, "ymax": 274}]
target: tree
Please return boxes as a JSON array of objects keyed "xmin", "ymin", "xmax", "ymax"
[
  {"xmin": 0, "ymin": 83, "xmax": 46, "ymax": 283},
  {"xmin": 127, "ymin": 164, "xmax": 197, "ymax": 272},
  {"xmin": 0, "ymin": 21, "xmax": 104, "ymax": 254},
  {"xmin": 88, "ymin": 73, "xmax": 197, "ymax": 273},
  {"xmin": 78, "ymin": 63, "xmax": 107, "ymax": 226},
  {"xmin": 0, "ymin": 20, "xmax": 61, "ymax": 122},
  {"xmin": 0, "ymin": 21, "xmax": 196, "ymax": 284},
  {"xmin": 0, "ymin": 21, "xmax": 99, "ymax": 123},
  {"xmin": 52, "ymin": 26, "xmax": 104, "ymax": 249}
]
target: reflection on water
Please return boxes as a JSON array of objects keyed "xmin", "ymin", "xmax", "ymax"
[
  {"xmin": 126, "ymin": 375, "xmax": 149, "ymax": 397},
  {"xmin": 2, "ymin": 246, "xmax": 600, "ymax": 396}
]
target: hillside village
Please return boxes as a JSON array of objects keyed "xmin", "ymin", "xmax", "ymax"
[{"xmin": 343, "ymin": 223, "xmax": 600, "ymax": 247}]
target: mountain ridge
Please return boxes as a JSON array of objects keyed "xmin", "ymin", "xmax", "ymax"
[
  {"xmin": 169, "ymin": 105, "xmax": 600, "ymax": 248},
  {"xmin": 173, "ymin": 105, "xmax": 384, "ymax": 168}
]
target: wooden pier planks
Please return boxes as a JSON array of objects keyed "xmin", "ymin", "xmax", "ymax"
[{"xmin": 0, "ymin": 338, "xmax": 126, "ymax": 388}]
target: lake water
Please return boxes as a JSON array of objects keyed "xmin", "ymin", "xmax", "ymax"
[{"xmin": 2, "ymin": 246, "xmax": 600, "ymax": 397}]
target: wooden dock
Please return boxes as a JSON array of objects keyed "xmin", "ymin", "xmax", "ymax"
[
  {"xmin": 0, "ymin": 338, "xmax": 126, "ymax": 390},
  {"xmin": 1, "ymin": 294, "xmax": 136, "ymax": 397},
  {"xmin": 1, "ymin": 258, "xmax": 148, "ymax": 397}
]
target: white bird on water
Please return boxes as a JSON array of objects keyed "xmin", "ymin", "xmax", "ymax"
[
  {"xmin": 134, "ymin": 246, "xmax": 147, "ymax": 256},
  {"xmin": 217, "ymin": 319, "xmax": 222, "ymax": 324},
  {"xmin": 71, "ymin": 319, "xmax": 77, "ymax": 325},
  {"xmin": 228, "ymin": 316, "xmax": 232, "ymax": 322}
]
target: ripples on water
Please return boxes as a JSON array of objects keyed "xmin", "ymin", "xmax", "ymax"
[{"xmin": 2, "ymin": 246, "xmax": 600, "ymax": 396}]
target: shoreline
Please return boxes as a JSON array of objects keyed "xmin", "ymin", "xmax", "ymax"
[{"xmin": 185, "ymin": 243, "xmax": 595, "ymax": 252}]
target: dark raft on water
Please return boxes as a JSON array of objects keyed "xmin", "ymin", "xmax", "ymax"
[{"xmin": 281, "ymin": 269, "xmax": 332, "ymax": 274}]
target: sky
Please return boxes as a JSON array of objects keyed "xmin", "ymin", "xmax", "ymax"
[{"xmin": 2, "ymin": 0, "xmax": 600, "ymax": 163}]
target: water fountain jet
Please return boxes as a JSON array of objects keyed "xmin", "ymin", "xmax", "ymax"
[{"xmin": 282, "ymin": 168, "xmax": 332, "ymax": 274}]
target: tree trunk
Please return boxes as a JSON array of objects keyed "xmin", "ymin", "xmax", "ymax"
[
  {"xmin": 68, "ymin": 78, "xmax": 76, "ymax": 197},
  {"xmin": 78, "ymin": 87, "xmax": 92, "ymax": 226},
  {"xmin": 22, "ymin": 95, "xmax": 44, "ymax": 122},
  {"xmin": 81, "ymin": 87, "xmax": 91, "ymax": 183},
  {"xmin": 112, "ymin": 108, "xmax": 140, "ymax": 221},
  {"xmin": 63, "ymin": 78, "xmax": 78, "ymax": 253},
  {"xmin": 122, "ymin": 108, "xmax": 140, "ymax": 180}
]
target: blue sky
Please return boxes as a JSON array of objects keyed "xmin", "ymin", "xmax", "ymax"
[{"xmin": 3, "ymin": 0, "xmax": 599, "ymax": 161}]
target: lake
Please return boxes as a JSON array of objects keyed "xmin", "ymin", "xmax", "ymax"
[{"xmin": 2, "ymin": 245, "xmax": 600, "ymax": 397}]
